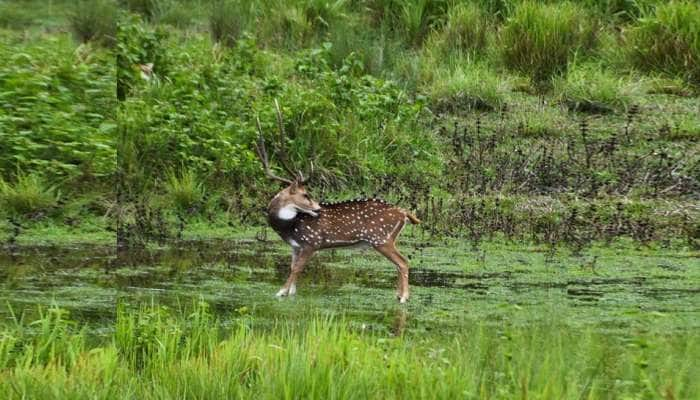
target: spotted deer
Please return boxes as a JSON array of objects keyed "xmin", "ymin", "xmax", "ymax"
[{"xmin": 255, "ymin": 101, "xmax": 420, "ymax": 303}]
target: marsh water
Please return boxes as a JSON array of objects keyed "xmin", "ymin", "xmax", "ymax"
[{"xmin": 1, "ymin": 230, "xmax": 699, "ymax": 336}]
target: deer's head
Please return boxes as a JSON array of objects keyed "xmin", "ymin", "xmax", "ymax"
[{"xmin": 272, "ymin": 179, "xmax": 321, "ymax": 219}]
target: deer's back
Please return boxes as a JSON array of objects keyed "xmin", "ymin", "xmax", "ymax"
[{"xmin": 295, "ymin": 199, "xmax": 409, "ymax": 248}]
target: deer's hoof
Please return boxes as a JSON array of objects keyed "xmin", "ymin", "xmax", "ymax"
[
  {"xmin": 398, "ymin": 294, "xmax": 409, "ymax": 304},
  {"xmin": 276, "ymin": 288, "xmax": 289, "ymax": 297}
]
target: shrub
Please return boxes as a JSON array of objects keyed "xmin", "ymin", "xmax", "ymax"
[
  {"xmin": 500, "ymin": 1, "xmax": 597, "ymax": 82},
  {"xmin": 553, "ymin": 63, "xmax": 641, "ymax": 113},
  {"xmin": 116, "ymin": 15, "xmax": 169, "ymax": 100},
  {"xmin": 624, "ymin": 1, "xmax": 700, "ymax": 85},
  {"xmin": 209, "ymin": 0, "xmax": 251, "ymax": 47},
  {"xmin": 0, "ymin": 172, "xmax": 60, "ymax": 217},
  {"xmin": 439, "ymin": 2, "xmax": 491, "ymax": 56},
  {"xmin": 69, "ymin": 0, "xmax": 118, "ymax": 46}
]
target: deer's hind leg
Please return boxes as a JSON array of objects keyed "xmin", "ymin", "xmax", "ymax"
[
  {"xmin": 374, "ymin": 242, "xmax": 410, "ymax": 303},
  {"xmin": 277, "ymin": 246, "xmax": 314, "ymax": 297}
]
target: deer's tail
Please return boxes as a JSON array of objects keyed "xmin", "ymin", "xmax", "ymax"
[{"xmin": 405, "ymin": 212, "xmax": 421, "ymax": 224}]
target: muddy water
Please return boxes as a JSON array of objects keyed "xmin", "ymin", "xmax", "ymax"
[{"xmin": 1, "ymin": 235, "xmax": 699, "ymax": 335}]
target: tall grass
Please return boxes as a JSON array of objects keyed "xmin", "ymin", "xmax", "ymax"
[
  {"xmin": 436, "ymin": 2, "xmax": 491, "ymax": 57},
  {"xmin": 624, "ymin": 1, "xmax": 700, "ymax": 85},
  {"xmin": 500, "ymin": 1, "xmax": 598, "ymax": 83},
  {"xmin": 209, "ymin": 0, "xmax": 252, "ymax": 47},
  {"xmin": 1, "ymin": 303, "xmax": 698, "ymax": 399}
]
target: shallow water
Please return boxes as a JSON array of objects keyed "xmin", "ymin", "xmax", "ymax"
[{"xmin": 1, "ymin": 233, "xmax": 699, "ymax": 336}]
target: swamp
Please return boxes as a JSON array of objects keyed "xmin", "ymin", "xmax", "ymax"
[{"xmin": 0, "ymin": 0, "xmax": 699, "ymax": 398}]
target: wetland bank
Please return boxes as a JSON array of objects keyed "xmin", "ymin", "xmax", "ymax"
[{"xmin": 1, "ymin": 0, "xmax": 700, "ymax": 398}]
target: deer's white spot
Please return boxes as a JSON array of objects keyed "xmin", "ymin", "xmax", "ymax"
[{"xmin": 277, "ymin": 205, "xmax": 298, "ymax": 220}]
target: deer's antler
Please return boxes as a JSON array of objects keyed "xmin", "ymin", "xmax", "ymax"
[
  {"xmin": 255, "ymin": 116, "xmax": 293, "ymax": 185},
  {"xmin": 254, "ymin": 99, "xmax": 314, "ymax": 185}
]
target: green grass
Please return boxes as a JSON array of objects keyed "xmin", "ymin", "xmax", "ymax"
[
  {"xmin": 435, "ymin": 2, "xmax": 491, "ymax": 57},
  {"xmin": 0, "ymin": 302, "xmax": 697, "ymax": 399},
  {"xmin": 625, "ymin": 1, "xmax": 700, "ymax": 85},
  {"xmin": 500, "ymin": 1, "xmax": 597, "ymax": 83},
  {"xmin": 553, "ymin": 63, "xmax": 641, "ymax": 113},
  {"xmin": 0, "ymin": 172, "xmax": 60, "ymax": 217},
  {"xmin": 428, "ymin": 63, "xmax": 507, "ymax": 113}
]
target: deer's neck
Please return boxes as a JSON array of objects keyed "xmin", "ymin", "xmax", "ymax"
[{"xmin": 267, "ymin": 199, "xmax": 300, "ymax": 242}]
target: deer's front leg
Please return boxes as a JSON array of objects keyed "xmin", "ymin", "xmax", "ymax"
[{"xmin": 276, "ymin": 246, "xmax": 314, "ymax": 297}]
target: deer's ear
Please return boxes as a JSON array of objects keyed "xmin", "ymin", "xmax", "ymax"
[{"xmin": 289, "ymin": 180, "xmax": 298, "ymax": 194}]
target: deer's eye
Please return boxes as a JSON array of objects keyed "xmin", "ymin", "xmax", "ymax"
[{"xmin": 303, "ymin": 194, "xmax": 310, "ymax": 199}]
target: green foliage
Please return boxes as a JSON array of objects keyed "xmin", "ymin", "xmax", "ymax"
[
  {"xmin": 69, "ymin": 0, "xmax": 118, "ymax": 46},
  {"xmin": 0, "ymin": 172, "xmax": 59, "ymax": 217},
  {"xmin": 209, "ymin": 0, "xmax": 252, "ymax": 47},
  {"xmin": 553, "ymin": 63, "xmax": 641, "ymax": 113},
  {"xmin": 500, "ymin": 1, "xmax": 598, "ymax": 82},
  {"xmin": 116, "ymin": 14, "xmax": 169, "ymax": 99},
  {"xmin": 624, "ymin": 1, "xmax": 700, "ymax": 85},
  {"xmin": 0, "ymin": 34, "xmax": 116, "ymax": 180}
]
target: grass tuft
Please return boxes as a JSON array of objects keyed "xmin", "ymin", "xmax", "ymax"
[
  {"xmin": 0, "ymin": 172, "xmax": 60, "ymax": 218},
  {"xmin": 438, "ymin": 2, "xmax": 491, "ymax": 57},
  {"xmin": 164, "ymin": 168, "xmax": 205, "ymax": 212},
  {"xmin": 553, "ymin": 63, "xmax": 641, "ymax": 113},
  {"xmin": 500, "ymin": 1, "xmax": 597, "ymax": 82},
  {"xmin": 209, "ymin": 0, "xmax": 251, "ymax": 47},
  {"xmin": 624, "ymin": 1, "xmax": 700, "ymax": 86},
  {"xmin": 428, "ymin": 63, "xmax": 506, "ymax": 113}
]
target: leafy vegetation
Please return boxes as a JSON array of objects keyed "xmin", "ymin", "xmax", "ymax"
[{"xmin": 0, "ymin": 0, "xmax": 698, "ymax": 248}]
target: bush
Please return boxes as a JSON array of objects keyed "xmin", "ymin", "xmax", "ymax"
[
  {"xmin": 209, "ymin": 0, "xmax": 251, "ymax": 47},
  {"xmin": 624, "ymin": 1, "xmax": 700, "ymax": 85},
  {"xmin": 69, "ymin": 0, "xmax": 118, "ymax": 46},
  {"xmin": 0, "ymin": 172, "xmax": 60, "ymax": 217},
  {"xmin": 553, "ymin": 63, "xmax": 641, "ymax": 113},
  {"xmin": 500, "ymin": 1, "xmax": 597, "ymax": 83}
]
